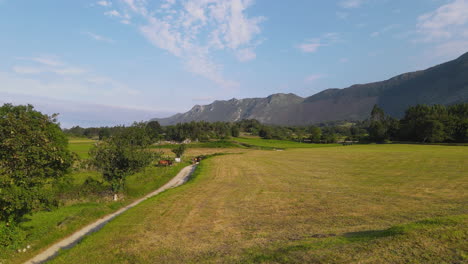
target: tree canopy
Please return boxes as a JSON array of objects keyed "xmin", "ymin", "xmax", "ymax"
[{"xmin": 0, "ymin": 104, "xmax": 73, "ymax": 223}]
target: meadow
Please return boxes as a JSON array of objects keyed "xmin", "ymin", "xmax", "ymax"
[
  {"xmin": 68, "ymin": 137, "xmax": 96, "ymax": 159},
  {"xmin": 47, "ymin": 144, "xmax": 467, "ymax": 263},
  {"xmin": 233, "ymin": 137, "xmax": 340, "ymax": 149}
]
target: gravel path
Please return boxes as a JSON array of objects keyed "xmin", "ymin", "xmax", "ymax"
[{"xmin": 24, "ymin": 164, "xmax": 197, "ymax": 264}]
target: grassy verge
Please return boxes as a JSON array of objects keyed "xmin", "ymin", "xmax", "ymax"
[{"xmin": 0, "ymin": 162, "xmax": 189, "ymax": 264}]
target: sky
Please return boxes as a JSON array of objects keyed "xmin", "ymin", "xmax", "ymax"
[{"xmin": 1, "ymin": 0, "xmax": 467, "ymax": 128}]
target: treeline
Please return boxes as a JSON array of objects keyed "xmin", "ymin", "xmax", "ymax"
[
  {"xmin": 368, "ymin": 103, "xmax": 468, "ymax": 143},
  {"xmin": 64, "ymin": 119, "xmax": 366, "ymax": 143},
  {"xmin": 64, "ymin": 103, "xmax": 468, "ymax": 144}
]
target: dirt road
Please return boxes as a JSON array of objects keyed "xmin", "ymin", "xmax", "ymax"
[{"xmin": 24, "ymin": 164, "xmax": 197, "ymax": 264}]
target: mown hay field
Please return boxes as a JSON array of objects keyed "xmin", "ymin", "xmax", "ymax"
[{"xmin": 50, "ymin": 144, "xmax": 467, "ymax": 263}]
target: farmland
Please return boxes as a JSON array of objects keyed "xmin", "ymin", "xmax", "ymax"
[
  {"xmin": 48, "ymin": 144, "xmax": 467, "ymax": 263},
  {"xmin": 233, "ymin": 137, "xmax": 340, "ymax": 149},
  {"xmin": 68, "ymin": 137, "xmax": 95, "ymax": 159}
]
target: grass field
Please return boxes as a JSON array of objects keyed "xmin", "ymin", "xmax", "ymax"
[
  {"xmin": 48, "ymin": 144, "xmax": 467, "ymax": 263},
  {"xmin": 233, "ymin": 137, "xmax": 340, "ymax": 149},
  {"xmin": 68, "ymin": 138, "xmax": 95, "ymax": 159}
]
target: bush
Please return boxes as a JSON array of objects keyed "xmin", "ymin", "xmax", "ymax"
[{"xmin": 0, "ymin": 222, "xmax": 26, "ymax": 249}]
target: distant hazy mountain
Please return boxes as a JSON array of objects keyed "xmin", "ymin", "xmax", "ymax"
[{"xmin": 153, "ymin": 52, "xmax": 468, "ymax": 126}]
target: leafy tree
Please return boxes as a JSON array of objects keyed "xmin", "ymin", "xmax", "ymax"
[
  {"xmin": 231, "ymin": 126, "xmax": 240, "ymax": 137},
  {"xmin": 370, "ymin": 104, "xmax": 385, "ymax": 122},
  {"xmin": 172, "ymin": 144, "xmax": 187, "ymax": 158},
  {"xmin": 0, "ymin": 104, "xmax": 73, "ymax": 223},
  {"xmin": 309, "ymin": 126, "xmax": 322, "ymax": 142},
  {"xmin": 322, "ymin": 133, "xmax": 338, "ymax": 143},
  {"xmin": 369, "ymin": 121, "xmax": 387, "ymax": 142},
  {"xmin": 421, "ymin": 120, "xmax": 446, "ymax": 143},
  {"xmin": 98, "ymin": 128, "xmax": 111, "ymax": 140},
  {"xmin": 146, "ymin": 121, "xmax": 162, "ymax": 141},
  {"xmin": 259, "ymin": 126, "xmax": 273, "ymax": 139},
  {"xmin": 90, "ymin": 123, "xmax": 153, "ymax": 201}
]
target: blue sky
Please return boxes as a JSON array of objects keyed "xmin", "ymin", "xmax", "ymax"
[{"xmin": 1, "ymin": 0, "xmax": 467, "ymax": 127}]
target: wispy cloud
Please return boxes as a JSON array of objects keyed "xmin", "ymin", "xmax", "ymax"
[
  {"xmin": 305, "ymin": 74, "xmax": 326, "ymax": 83},
  {"xmin": 192, "ymin": 96, "xmax": 215, "ymax": 102},
  {"xmin": 96, "ymin": 1, "xmax": 112, "ymax": 7},
  {"xmin": 99, "ymin": 0, "xmax": 265, "ymax": 88},
  {"xmin": 297, "ymin": 33, "xmax": 341, "ymax": 53},
  {"xmin": 7, "ymin": 55, "xmax": 139, "ymax": 97},
  {"xmin": 416, "ymin": 0, "xmax": 468, "ymax": 42},
  {"xmin": 83, "ymin": 31, "xmax": 114, "ymax": 43},
  {"xmin": 370, "ymin": 24, "xmax": 400, "ymax": 38},
  {"xmin": 415, "ymin": 0, "xmax": 468, "ymax": 60},
  {"xmin": 13, "ymin": 56, "xmax": 88, "ymax": 76},
  {"xmin": 339, "ymin": 0, "xmax": 366, "ymax": 9}
]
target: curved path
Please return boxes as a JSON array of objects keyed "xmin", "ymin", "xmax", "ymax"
[{"xmin": 24, "ymin": 164, "xmax": 197, "ymax": 264}]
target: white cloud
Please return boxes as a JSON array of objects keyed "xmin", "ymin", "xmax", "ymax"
[
  {"xmin": 97, "ymin": 1, "xmax": 112, "ymax": 7},
  {"xmin": 370, "ymin": 24, "xmax": 400, "ymax": 38},
  {"xmin": 416, "ymin": 0, "xmax": 468, "ymax": 42},
  {"xmin": 14, "ymin": 56, "xmax": 87, "ymax": 76},
  {"xmin": 13, "ymin": 65, "xmax": 87, "ymax": 76},
  {"xmin": 102, "ymin": 0, "xmax": 264, "ymax": 88},
  {"xmin": 104, "ymin": 9, "xmax": 121, "ymax": 17},
  {"xmin": 3, "ymin": 56, "xmax": 139, "ymax": 106},
  {"xmin": 33, "ymin": 57, "xmax": 63, "ymax": 66},
  {"xmin": 339, "ymin": 0, "xmax": 366, "ymax": 9},
  {"xmin": 305, "ymin": 74, "xmax": 326, "ymax": 83},
  {"xmin": 298, "ymin": 42, "xmax": 322, "ymax": 53},
  {"xmin": 236, "ymin": 48, "xmax": 256, "ymax": 62},
  {"xmin": 83, "ymin": 31, "xmax": 114, "ymax": 43},
  {"xmin": 414, "ymin": 0, "xmax": 468, "ymax": 61},
  {"xmin": 121, "ymin": 19, "xmax": 131, "ymax": 24},
  {"xmin": 297, "ymin": 33, "xmax": 341, "ymax": 53}
]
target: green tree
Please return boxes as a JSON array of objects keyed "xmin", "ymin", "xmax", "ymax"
[
  {"xmin": 98, "ymin": 128, "xmax": 111, "ymax": 140},
  {"xmin": 90, "ymin": 124, "xmax": 153, "ymax": 201},
  {"xmin": 369, "ymin": 121, "xmax": 387, "ymax": 142},
  {"xmin": 146, "ymin": 121, "xmax": 162, "ymax": 141},
  {"xmin": 309, "ymin": 126, "xmax": 322, "ymax": 142},
  {"xmin": 0, "ymin": 104, "xmax": 73, "ymax": 223},
  {"xmin": 172, "ymin": 144, "xmax": 187, "ymax": 158},
  {"xmin": 370, "ymin": 104, "xmax": 385, "ymax": 122},
  {"xmin": 259, "ymin": 126, "xmax": 273, "ymax": 139},
  {"xmin": 421, "ymin": 120, "xmax": 446, "ymax": 143},
  {"xmin": 231, "ymin": 126, "xmax": 240, "ymax": 137}
]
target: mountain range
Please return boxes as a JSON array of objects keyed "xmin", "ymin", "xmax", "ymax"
[{"xmin": 153, "ymin": 52, "xmax": 468, "ymax": 126}]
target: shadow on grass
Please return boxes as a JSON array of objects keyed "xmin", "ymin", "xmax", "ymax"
[{"xmin": 243, "ymin": 215, "xmax": 466, "ymax": 263}]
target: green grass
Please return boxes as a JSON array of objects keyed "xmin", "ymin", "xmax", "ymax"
[
  {"xmin": 0, "ymin": 162, "xmax": 190, "ymax": 264},
  {"xmin": 242, "ymin": 215, "xmax": 467, "ymax": 263},
  {"xmin": 47, "ymin": 144, "xmax": 468, "ymax": 263},
  {"xmin": 152, "ymin": 140, "xmax": 243, "ymax": 149},
  {"xmin": 68, "ymin": 138, "xmax": 95, "ymax": 159},
  {"xmin": 233, "ymin": 137, "xmax": 340, "ymax": 149}
]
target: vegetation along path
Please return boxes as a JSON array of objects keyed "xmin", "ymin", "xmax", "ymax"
[{"xmin": 24, "ymin": 164, "xmax": 197, "ymax": 264}]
